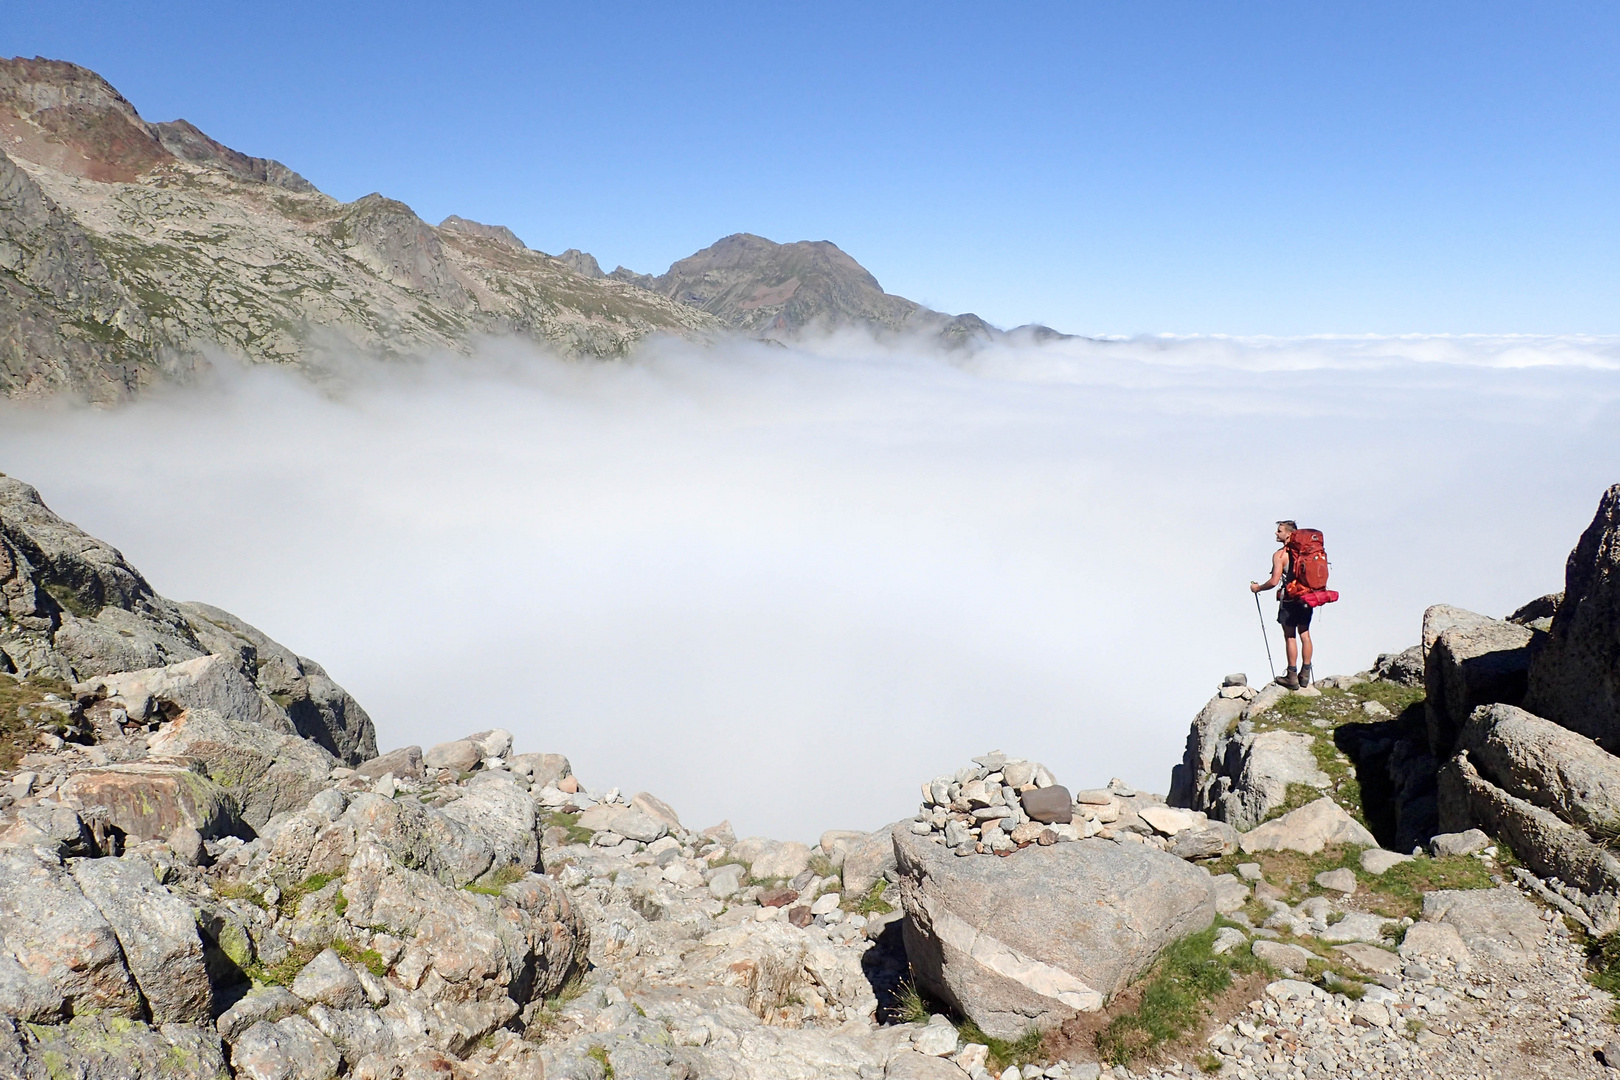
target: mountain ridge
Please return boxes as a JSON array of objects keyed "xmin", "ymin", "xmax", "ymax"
[{"xmin": 0, "ymin": 56, "xmax": 1068, "ymax": 402}]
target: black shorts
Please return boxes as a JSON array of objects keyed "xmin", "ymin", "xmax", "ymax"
[{"xmin": 1278, "ymin": 599, "xmax": 1313, "ymax": 631}]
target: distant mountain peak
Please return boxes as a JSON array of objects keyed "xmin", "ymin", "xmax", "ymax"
[
  {"xmin": 0, "ymin": 56, "xmax": 312, "ymax": 192},
  {"xmin": 0, "ymin": 56, "xmax": 168, "ymax": 183},
  {"xmin": 439, "ymin": 215, "xmax": 526, "ymax": 252},
  {"xmin": 154, "ymin": 118, "xmax": 315, "ymax": 192},
  {"xmin": 615, "ymin": 232, "xmax": 1026, "ymax": 344},
  {"xmin": 557, "ymin": 248, "xmax": 604, "ymax": 278}
]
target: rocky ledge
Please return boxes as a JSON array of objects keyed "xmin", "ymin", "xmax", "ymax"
[{"xmin": 5, "ymin": 472, "xmax": 1620, "ymax": 1080}]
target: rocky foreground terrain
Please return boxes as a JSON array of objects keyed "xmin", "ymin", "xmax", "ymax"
[
  {"xmin": 0, "ymin": 56, "xmax": 1051, "ymax": 402},
  {"xmin": 6, "ymin": 471, "xmax": 1620, "ymax": 1080}
]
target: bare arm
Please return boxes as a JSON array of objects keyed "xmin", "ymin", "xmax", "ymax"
[{"xmin": 1250, "ymin": 548, "xmax": 1286, "ymax": 592}]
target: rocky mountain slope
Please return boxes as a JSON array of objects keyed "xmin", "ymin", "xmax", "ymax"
[
  {"xmin": 0, "ymin": 56, "xmax": 1068, "ymax": 402},
  {"xmin": 0, "ymin": 57, "xmax": 724, "ymax": 401},
  {"xmin": 6, "ymin": 471, "xmax": 1620, "ymax": 1079}
]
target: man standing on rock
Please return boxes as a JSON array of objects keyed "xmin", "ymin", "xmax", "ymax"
[{"xmin": 1251, "ymin": 519, "xmax": 1313, "ymax": 689}]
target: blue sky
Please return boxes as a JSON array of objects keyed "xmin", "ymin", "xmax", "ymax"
[{"xmin": 8, "ymin": 2, "xmax": 1620, "ymax": 334}]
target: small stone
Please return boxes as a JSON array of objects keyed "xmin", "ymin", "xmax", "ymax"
[
  {"xmin": 759, "ymin": 886, "xmax": 799, "ymax": 908},
  {"xmin": 168, "ymin": 825, "xmax": 205, "ymax": 866},
  {"xmin": 1253, "ymin": 879, "xmax": 1284, "ymax": 902},
  {"xmin": 811, "ymin": 891, "xmax": 841, "ymax": 915},
  {"xmin": 422, "ymin": 739, "xmax": 481, "ymax": 773},
  {"xmin": 786, "ymin": 905, "xmax": 813, "ymax": 928},
  {"xmin": 1212, "ymin": 927, "xmax": 1248, "ymax": 955},
  {"xmin": 1333, "ymin": 942, "xmax": 1401, "ymax": 975},
  {"xmin": 1002, "ymin": 761, "xmax": 1036, "ymax": 788},
  {"xmin": 1361, "ymin": 700, "xmax": 1393, "ymax": 718},
  {"xmin": 1137, "ymin": 805, "xmax": 1195, "ymax": 836},
  {"xmin": 1252, "ymin": 940, "xmax": 1313, "ymax": 971},
  {"xmin": 1315, "ymin": 867, "xmax": 1357, "ymax": 894},
  {"xmin": 1223, "ymin": 673, "xmax": 1248, "ymax": 687},
  {"xmin": 913, "ymin": 1019, "xmax": 959, "ymax": 1056},
  {"xmin": 289, "ymin": 948, "xmax": 366, "ymax": 1010},
  {"xmin": 1429, "ymin": 829, "xmax": 1490, "ymax": 857},
  {"xmin": 953, "ymin": 1044, "xmax": 990, "ymax": 1073},
  {"xmin": 216, "ymin": 986, "xmax": 304, "ymax": 1043},
  {"xmin": 1037, "ymin": 829, "xmax": 1057, "ymax": 846},
  {"xmin": 1598, "ymin": 1040, "xmax": 1620, "ymax": 1069},
  {"xmin": 1359, "ymin": 848, "xmax": 1414, "ymax": 874},
  {"xmin": 1236, "ymin": 862, "xmax": 1264, "ymax": 882},
  {"xmin": 1351, "ymin": 1000, "xmax": 1391, "ymax": 1028},
  {"xmin": 1020, "ymin": 785, "xmax": 1073, "ymax": 824},
  {"xmin": 708, "ymin": 863, "xmax": 745, "ymax": 899},
  {"xmin": 1399, "ymin": 922, "xmax": 1471, "ymax": 962},
  {"xmin": 1009, "ymin": 821, "xmax": 1045, "ymax": 845}
]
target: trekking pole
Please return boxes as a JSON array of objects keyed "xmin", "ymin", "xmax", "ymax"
[{"xmin": 1252, "ymin": 587, "xmax": 1277, "ymax": 682}]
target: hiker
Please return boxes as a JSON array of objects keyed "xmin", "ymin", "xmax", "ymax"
[{"xmin": 1251, "ymin": 519, "xmax": 1316, "ymax": 689}]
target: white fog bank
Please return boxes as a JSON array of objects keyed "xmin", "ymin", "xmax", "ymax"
[{"xmin": 2, "ymin": 332, "xmax": 1616, "ymax": 839}]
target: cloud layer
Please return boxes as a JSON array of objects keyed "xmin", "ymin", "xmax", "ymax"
[{"xmin": 2, "ymin": 332, "xmax": 1616, "ymax": 839}]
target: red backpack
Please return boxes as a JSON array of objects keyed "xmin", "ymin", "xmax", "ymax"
[{"xmin": 1284, "ymin": 528, "xmax": 1330, "ymax": 600}]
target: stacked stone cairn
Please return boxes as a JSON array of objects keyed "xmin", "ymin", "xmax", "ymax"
[{"xmin": 913, "ymin": 750, "xmax": 1239, "ymax": 861}]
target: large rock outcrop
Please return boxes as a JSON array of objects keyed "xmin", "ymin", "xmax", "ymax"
[
  {"xmin": 1458, "ymin": 703, "xmax": 1620, "ymax": 829},
  {"xmin": 0, "ymin": 475, "xmax": 376, "ymax": 765},
  {"xmin": 893, "ymin": 827, "xmax": 1215, "ymax": 1039},
  {"xmin": 1168, "ymin": 680, "xmax": 1339, "ymax": 830},
  {"xmin": 1526, "ymin": 483, "xmax": 1620, "ymax": 750},
  {"xmin": 0, "ymin": 846, "xmax": 141, "ymax": 1022},
  {"xmin": 1439, "ymin": 703, "xmax": 1620, "ymax": 931},
  {"xmin": 1422, "ymin": 605, "xmax": 1532, "ymax": 757}
]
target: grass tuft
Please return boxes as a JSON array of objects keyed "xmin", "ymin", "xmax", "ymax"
[
  {"xmin": 586, "ymin": 1044, "xmax": 614, "ymax": 1079},
  {"xmin": 247, "ymin": 942, "xmax": 320, "ymax": 987},
  {"xmin": 1095, "ymin": 922, "xmax": 1263, "ymax": 1066},
  {"xmin": 332, "ymin": 939, "xmax": 387, "ymax": 978},
  {"xmin": 212, "ymin": 880, "xmax": 267, "ymax": 909},
  {"xmin": 841, "ymin": 880, "xmax": 895, "ymax": 916},
  {"xmin": 0, "ymin": 674, "xmax": 74, "ymax": 771},
  {"xmin": 464, "ymin": 863, "xmax": 530, "ymax": 896},
  {"xmin": 894, "ymin": 981, "xmax": 931, "ymax": 1025},
  {"xmin": 1583, "ymin": 931, "xmax": 1620, "ymax": 1020},
  {"xmin": 543, "ymin": 811, "xmax": 595, "ymax": 846},
  {"xmin": 278, "ymin": 870, "xmax": 343, "ymax": 919},
  {"xmin": 807, "ymin": 852, "xmax": 838, "ymax": 881},
  {"xmin": 956, "ymin": 1019, "xmax": 1044, "ymax": 1073},
  {"xmin": 1208, "ymin": 843, "xmax": 1495, "ymax": 920}
]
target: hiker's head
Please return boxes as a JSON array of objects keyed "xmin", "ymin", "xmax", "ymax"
[{"xmin": 1275, "ymin": 520, "xmax": 1297, "ymax": 542}]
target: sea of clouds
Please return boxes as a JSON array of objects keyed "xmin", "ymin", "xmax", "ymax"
[{"xmin": 2, "ymin": 331, "xmax": 1617, "ymax": 839}]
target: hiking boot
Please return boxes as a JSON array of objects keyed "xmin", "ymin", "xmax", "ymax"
[
  {"xmin": 1299, "ymin": 663, "xmax": 1313, "ymax": 688},
  {"xmin": 1278, "ymin": 667, "xmax": 1300, "ymax": 690}
]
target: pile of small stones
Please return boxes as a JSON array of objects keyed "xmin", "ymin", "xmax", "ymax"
[{"xmin": 912, "ymin": 751, "xmax": 1226, "ymax": 858}]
